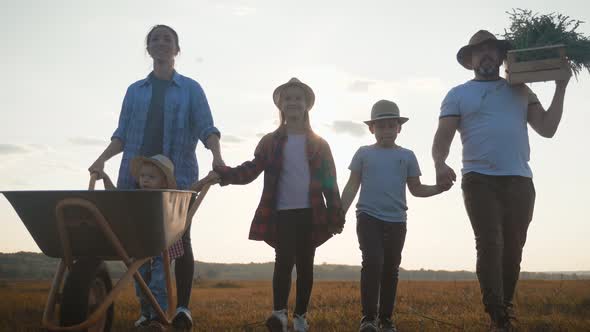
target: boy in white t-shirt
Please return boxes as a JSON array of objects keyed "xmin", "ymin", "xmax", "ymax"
[{"xmin": 341, "ymin": 100, "xmax": 451, "ymax": 332}]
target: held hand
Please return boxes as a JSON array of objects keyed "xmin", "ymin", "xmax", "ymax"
[
  {"xmin": 435, "ymin": 162, "xmax": 456, "ymax": 188},
  {"xmin": 93, "ymin": 169, "xmax": 109, "ymax": 180},
  {"xmin": 191, "ymin": 171, "xmax": 220, "ymax": 192},
  {"xmin": 88, "ymin": 158, "xmax": 105, "ymax": 175},
  {"xmin": 204, "ymin": 170, "xmax": 221, "ymax": 183},
  {"xmin": 437, "ymin": 181, "xmax": 454, "ymax": 193},
  {"xmin": 332, "ymin": 225, "xmax": 344, "ymax": 235},
  {"xmin": 212, "ymin": 155, "xmax": 226, "ymax": 168}
]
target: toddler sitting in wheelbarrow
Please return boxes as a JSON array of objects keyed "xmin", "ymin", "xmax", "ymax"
[{"xmin": 97, "ymin": 154, "xmax": 207, "ymax": 331}]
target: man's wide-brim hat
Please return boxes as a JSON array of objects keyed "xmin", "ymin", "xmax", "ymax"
[
  {"xmin": 130, "ymin": 154, "xmax": 177, "ymax": 189},
  {"xmin": 364, "ymin": 100, "xmax": 409, "ymax": 125},
  {"xmin": 273, "ymin": 77, "xmax": 315, "ymax": 111},
  {"xmin": 457, "ymin": 30, "xmax": 512, "ymax": 70}
]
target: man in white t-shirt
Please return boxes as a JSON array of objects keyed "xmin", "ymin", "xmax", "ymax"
[{"xmin": 432, "ymin": 30, "xmax": 570, "ymax": 331}]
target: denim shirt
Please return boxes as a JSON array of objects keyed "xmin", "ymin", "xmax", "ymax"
[{"xmin": 112, "ymin": 71, "xmax": 220, "ymax": 189}]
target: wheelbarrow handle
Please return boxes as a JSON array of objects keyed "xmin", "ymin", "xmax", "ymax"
[
  {"xmin": 186, "ymin": 183, "xmax": 211, "ymax": 225},
  {"xmin": 89, "ymin": 172, "xmax": 98, "ymax": 190}
]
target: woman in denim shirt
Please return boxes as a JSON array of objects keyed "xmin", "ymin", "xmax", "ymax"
[{"xmin": 89, "ymin": 24, "xmax": 224, "ymax": 330}]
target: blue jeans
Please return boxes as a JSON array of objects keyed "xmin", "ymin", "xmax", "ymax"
[{"xmin": 135, "ymin": 255, "xmax": 168, "ymax": 319}]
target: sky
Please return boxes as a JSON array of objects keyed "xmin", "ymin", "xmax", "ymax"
[{"xmin": 1, "ymin": 0, "xmax": 589, "ymax": 271}]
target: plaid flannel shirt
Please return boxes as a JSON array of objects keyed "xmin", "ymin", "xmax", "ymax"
[
  {"xmin": 214, "ymin": 128, "xmax": 345, "ymax": 248},
  {"xmin": 168, "ymin": 239, "xmax": 184, "ymax": 260},
  {"xmin": 112, "ymin": 71, "xmax": 220, "ymax": 190}
]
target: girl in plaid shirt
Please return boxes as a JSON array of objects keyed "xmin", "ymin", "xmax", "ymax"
[{"xmin": 207, "ymin": 78, "xmax": 345, "ymax": 332}]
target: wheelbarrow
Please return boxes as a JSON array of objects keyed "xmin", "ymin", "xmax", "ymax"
[{"xmin": 1, "ymin": 174, "xmax": 210, "ymax": 331}]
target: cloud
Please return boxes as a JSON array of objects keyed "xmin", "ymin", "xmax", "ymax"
[
  {"xmin": 404, "ymin": 77, "xmax": 445, "ymax": 93},
  {"xmin": 0, "ymin": 178, "xmax": 30, "ymax": 187},
  {"xmin": 330, "ymin": 120, "xmax": 367, "ymax": 137},
  {"xmin": 68, "ymin": 137, "xmax": 106, "ymax": 147},
  {"xmin": 215, "ymin": 4, "xmax": 257, "ymax": 16},
  {"xmin": 346, "ymin": 76, "xmax": 444, "ymax": 96},
  {"xmin": 223, "ymin": 134, "xmax": 245, "ymax": 144},
  {"xmin": 0, "ymin": 144, "xmax": 30, "ymax": 155},
  {"xmin": 348, "ymin": 80, "xmax": 376, "ymax": 93},
  {"xmin": 231, "ymin": 6, "xmax": 257, "ymax": 16},
  {"xmin": 27, "ymin": 144, "xmax": 51, "ymax": 151}
]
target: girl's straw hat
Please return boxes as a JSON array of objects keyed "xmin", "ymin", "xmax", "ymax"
[
  {"xmin": 130, "ymin": 154, "xmax": 177, "ymax": 189},
  {"xmin": 273, "ymin": 77, "xmax": 315, "ymax": 111}
]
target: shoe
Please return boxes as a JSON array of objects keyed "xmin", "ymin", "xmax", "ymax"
[
  {"xmin": 490, "ymin": 319, "xmax": 515, "ymax": 332},
  {"xmin": 172, "ymin": 307, "xmax": 193, "ymax": 331},
  {"xmin": 138, "ymin": 319, "xmax": 166, "ymax": 332},
  {"xmin": 489, "ymin": 322, "xmax": 509, "ymax": 332},
  {"xmin": 359, "ymin": 316, "xmax": 379, "ymax": 332},
  {"xmin": 265, "ymin": 309, "xmax": 288, "ymax": 332},
  {"xmin": 134, "ymin": 315, "xmax": 149, "ymax": 328},
  {"xmin": 379, "ymin": 317, "xmax": 398, "ymax": 332},
  {"xmin": 489, "ymin": 308, "xmax": 513, "ymax": 332},
  {"xmin": 504, "ymin": 303, "xmax": 518, "ymax": 330},
  {"xmin": 293, "ymin": 313, "xmax": 309, "ymax": 332}
]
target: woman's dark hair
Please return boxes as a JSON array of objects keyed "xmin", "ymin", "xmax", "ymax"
[{"xmin": 146, "ymin": 25, "xmax": 180, "ymax": 53}]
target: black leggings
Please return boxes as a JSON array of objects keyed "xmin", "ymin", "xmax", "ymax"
[
  {"xmin": 272, "ymin": 209, "xmax": 316, "ymax": 315},
  {"xmin": 175, "ymin": 222, "xmax": 194, "ymax": 308}
]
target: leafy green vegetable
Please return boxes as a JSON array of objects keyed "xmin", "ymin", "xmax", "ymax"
[{"xmin": 503, "ymin": 8, "xmax": 590, "ymax": 77}]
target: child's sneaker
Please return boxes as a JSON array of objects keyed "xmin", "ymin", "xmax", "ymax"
[
  {"xmin": 293, "ymin": 313, "xmax": 309, "ymax": 332},
  {"xmin": 265, "ymin": 309, "xmax": 288, "ymax": 332},
  {"xmin": 138, "ymin": 319, "xmax": 166, "ymax": 332},
  {"xmin": 171, "ymin": 307, "xmax": 193, "ymax": 331},
  {"xmin": 359, "ymin": 316, "xmax": 379, "ymax": 332},
  {"xmin": 134, "ymin": 315, "xmax": 149, "ymax": 328},
  {"xmin": 379, "ymin": 317, "xmax": 398, "ymax": 332}
]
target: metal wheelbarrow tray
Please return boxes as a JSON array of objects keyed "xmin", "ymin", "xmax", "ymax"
[
  {"xmin": 3, "ymin": 190, "xmax": 192, "ymax": 259},
  {"xmin": 1, "ymin": 182, "xmax": 210, "ymax": 331}
]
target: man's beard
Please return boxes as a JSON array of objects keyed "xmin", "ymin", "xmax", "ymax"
[
  {"xmin": 476, "ymin": 65, "xmax": 500, "ymax": 78},
  {"xmin": 475, "ymin": 56, "xmax": 500, "ymax": 78}
]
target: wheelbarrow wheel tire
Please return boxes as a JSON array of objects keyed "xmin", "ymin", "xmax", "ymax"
[{"xmin": 60, "ymin": 258, "xmax": 114, "ymax": 331}]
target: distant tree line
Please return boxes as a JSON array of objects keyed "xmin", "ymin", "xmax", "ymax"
[{"xmin": 1, "ymin": 252, "xmax": 586, "ymax": 281}]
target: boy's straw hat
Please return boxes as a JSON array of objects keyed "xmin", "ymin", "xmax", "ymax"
[
  {"xmin": 130, "ymin": 154, "xmax": 177, "ymax": 189},
  {"xmin": 364, "ymin": 100, "xmax": 409, "ymax": 125},
  {"xmin": 457, "ymin": 30, "xmax": 512, "ymax": 70},
  {"xmin": 273, "ymin": 77, "xmax": 315, "ymax": 111}
]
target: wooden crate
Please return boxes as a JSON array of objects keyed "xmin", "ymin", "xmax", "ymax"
[{"xmin": 505, "ymin": 44, "xmax": 570, "ymax": 84}]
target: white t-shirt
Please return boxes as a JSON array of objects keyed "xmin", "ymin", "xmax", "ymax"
[
  {"xmin": 276, "ymin": 134, "xmax": 311, "ymax": 210},
  {"xmin": 440, "ymin": 78, "xmax": 540, "ymax": 177},
  {"xmin": 349, "ymin": 145, "xmax": 421, "ymax": 223}
]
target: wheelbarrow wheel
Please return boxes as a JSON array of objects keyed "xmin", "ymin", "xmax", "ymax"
[{"xmin": 60, "ymin": 258, "xmax": 114, "ymax": 331}]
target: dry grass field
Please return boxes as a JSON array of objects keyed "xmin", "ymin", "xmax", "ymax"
[{"xmin": 1, "ymin": 279, "xmax": 589, "ymax": 331}]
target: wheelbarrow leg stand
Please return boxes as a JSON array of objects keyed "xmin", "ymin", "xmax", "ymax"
[
  {"xmin": 43, "ymin": 197, "xmax": 175, "ymax": 330},
  {"xmin": 129, "ymin": 249, "xmax": 176, "ymax": 325},
  {"xmin": 162, "ymin": 248, "xmax": 177, "ymax": 318},
  {"xmin": 42, "ymin": 258, "xmax": 151, "ymax": 331},
  {"xmin": 42, "ymin": 259, "xmax": 66, "ymax": 328},
  {"xmin": 132, "ymin": 256, "xmax": 173, "ymax": 325}
]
